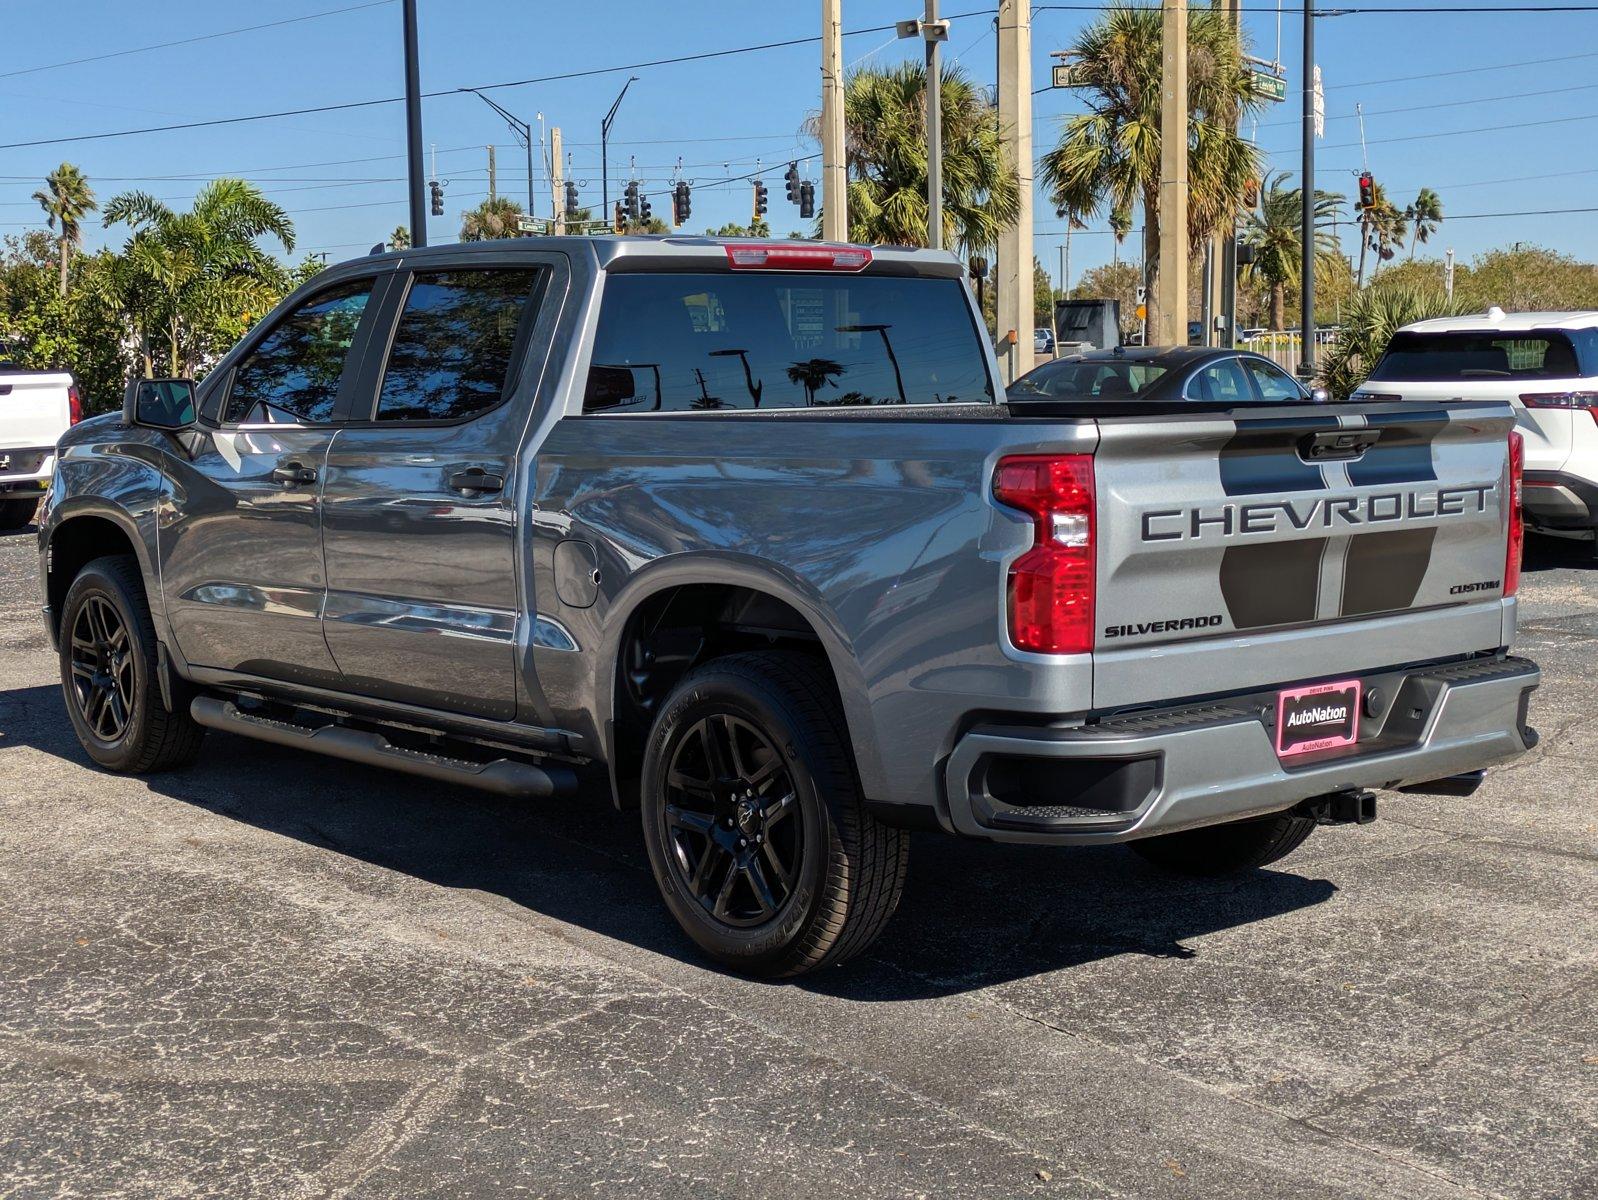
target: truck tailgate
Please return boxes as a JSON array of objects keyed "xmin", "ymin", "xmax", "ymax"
[
  {"xmin": 1091, "ymin": 401, "xmax": 1516, "ymax": 709},
  {"xmin": 0, "ymin": 372, "xmax": 72, "ymax": 452}
]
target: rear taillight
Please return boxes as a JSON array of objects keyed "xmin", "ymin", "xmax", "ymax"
[
  {"xmin": 68, "ymin": 384, "xmax": 82, "ymax": 425},
  {"xmin": 723, "ymin": 243, "xmax": 872, "ymax": 272},
  {"xmin": 1520, "ymin": 391, "xmax": 1598, "ymax": 425},
  {"xmin": 994, "ymin": 454, "xmax": 1095, "ymax": 654},
  {"xmin": 1505, "ymin": 430, "xmax": 1524, "ymax": 597}
]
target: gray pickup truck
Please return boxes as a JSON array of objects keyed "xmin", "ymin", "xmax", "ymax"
[{"xmin": 39, "ymin": 237, "xmax": 1539, "ymax": 977}]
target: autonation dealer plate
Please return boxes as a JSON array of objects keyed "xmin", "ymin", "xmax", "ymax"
[{"xmin": 1276, "ymin": 679, "xmax": 1361, "ymax": 758}]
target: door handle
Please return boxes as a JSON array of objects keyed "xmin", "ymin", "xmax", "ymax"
[
  {"xmin": 271, "ymin": 462, "xmax": 318, "ymax": 485},
  {"xmin": 449, "ymin": 468, "xmax": 505, "ymax": 494}
]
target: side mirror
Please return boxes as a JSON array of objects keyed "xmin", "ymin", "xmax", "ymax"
[
  {"xmin": 1310, "ymin": 386, "xmax": 1332, "ymax": 404},
  {"xmin": 124, "ymin": 377, "xmax": 197, "ymax": 430}
]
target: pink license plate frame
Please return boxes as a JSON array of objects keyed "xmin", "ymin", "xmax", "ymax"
[{"xmin": 1276, "ymin": 679, "xmax": 1362, "ymax": 758}]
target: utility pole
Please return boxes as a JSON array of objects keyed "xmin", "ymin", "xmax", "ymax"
[
  {"xmin": 402, "ymin": 0, "xmax": 426, "ymax": 247},
  {"xmin": 487, "ymin": 144, "xmax": 497, "ymax": 202},
  {"xmin": 601, "ymin": 76, "xmax": 639, "ymax": 219},
  {"xmin": 1299, "ymin": 0, "xmax": 1317, "ymax": 378},
  {"xmin": 996, "ymin": 0, "xmax": 1033, "ymax": 381},
  {"xmin": 821, "ymin": 0, "xmax": 848, "ymax": 241},
  {"xmin": 925, "ymin": 0, "xmax": 944, "ymax": 250},
  {"xmin": 551, "ymin": 126, "xmax": 565, "ymax": 235},
  {"xmin": 1213, "ymin": 0, "xmax": 1241, "ymax": 347},
  {"xmin": 1445, "ymin": 247, "xmax": 1455, "ymax": 301},
  {"xmin": 1156, "ymin": 0, "xmax": 1188, "ymax": 347}
]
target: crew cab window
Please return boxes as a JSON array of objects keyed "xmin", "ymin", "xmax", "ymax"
[
  {"xmin": 1184, "ymin": 357, "xmax": 1253, "ymax": 403},
  {"xmin": 1368, "ymin": 330, "xmax": 1593, "ymax": 381},
  {"xmin": 583, "ymin": 272, "xmax": 992, "ymax": 412},
  {"xmin": 224, "ymin": 279, "xmax": 373, "ymax": 424},
  {"xmin": 1243, "ymin": 357, "xmax": 1305, "ymax": 402},
  {"xmin": 375, "ymin": 269, "xmax": 541, "ymax": 422}
]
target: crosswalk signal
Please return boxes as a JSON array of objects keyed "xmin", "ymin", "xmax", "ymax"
[
  {"xmin": 799, "ymin": 179, "xmax": 815, "ymax": 220},
  {"xmin": 428, "ymin": 179, "xmax": 443, "ymax": 217},
  {"xmin": 784, "ymin": 161, "xmax": 800, "ymax": 205},
  {"xmin": 564, "ymin": 180, "xmax": 578, "ymax": 213},
  {"xmin": 1358, "ymin": 171, "xmax": 1375, "ymax": 210},
  {"xmin": 672, "ymin": 182, "xmax": 691, "ymax": 226},
  {"xmin": 753, "ymin": 179, "xmax": 768, "ymax": 218}
]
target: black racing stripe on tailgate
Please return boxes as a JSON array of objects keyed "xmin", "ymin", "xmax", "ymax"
[
  {"xmin": 1344, "ymin": 409, "xmax": 1447, "ymax": 487},
  {"xmin": 1339, "ymin": 527, "xmax": 1437, "ymax": 617},
  {"xmin": 1219, "ymin": 415, "xmax": 1328, "ymax": 496},
  {"xmin": 1219, "ymin": 538, "xmax": 1326, "ymax": 628}
]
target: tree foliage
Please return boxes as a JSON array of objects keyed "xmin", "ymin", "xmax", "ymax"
[
  {"xmin": 1240, "ymin": 172, "xmax": 1345, "ymax": 330},
  {"xmin": 1319, "ymin": 281, "xmax": 1475, "ymax": 400},
  {"xmin": 460, "ymin": 196, "xmax": 525, "ymax": 242},
  {"xmin": 32, "ymin": 162, "xmax": 97, "ymax": 298}
]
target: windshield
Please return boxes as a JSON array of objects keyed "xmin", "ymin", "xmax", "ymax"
[
  {"xmin": 584, "ymin": 272, "xmax": 993, "ymax": 411},
  {"xmin": 1011, "ymin": 358, "xmax": 1168, "ymax": 401},
  {"xmin": 1369, "ymin": 330, "xmax": 1591, "ymax": 382}
]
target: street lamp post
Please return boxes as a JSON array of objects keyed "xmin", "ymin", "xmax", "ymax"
[
  {"xmin": 402, "ymin": 0, "xmax": 427, "ymax": 247},
  {"xmin": 601, "ymin": 76, "xmax": 640, "ymax": 219},
  {"xmin": 462, "ymin": 88, "xmax": 535, "ymax": 219}
]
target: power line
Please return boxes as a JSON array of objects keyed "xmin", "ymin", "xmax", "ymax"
[
  {"xmin": 1255, "ymin": 79, "xmax": 1598, "ymax": 129},
  {"xmin": 0, "ymin": 1, "xmax": 395, "ymax": 81}
]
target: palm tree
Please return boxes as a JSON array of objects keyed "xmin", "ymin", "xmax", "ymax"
[
  {"xmin": 460, "ymin": 196, "xmax": 524, "ymax": 242},
  {"xmin": 388, "ymin": 225, "xmax": 411, "ymax": 251},
  {"xmin": 1041, "ymin": 6, "xmax": 1262, "ymax": 335},
  {"xmin": 102, "ymin": 178, "xmax": 295, "ymax": 377},
  {"xmin": 807, "ymin": 62, "xmax": 1020, "ymax": 251},
  {"xmin": 785, "ymin": 358, "xmax": 844, "ymax": 406},
  {"xmin": 1240, "ymin": 172, "xmax": 1344, "ymax": 330},
  {"xmin": 33, "ymin": 163, "xmax": 97, "ymax": 298},
  {"xmin": 1405, "ymin": 188, "xmax": 1443, "ymax": 260},
  {"xmin": 1356, "ymin": 180, "xmax": 1407, "ymax": 286}
]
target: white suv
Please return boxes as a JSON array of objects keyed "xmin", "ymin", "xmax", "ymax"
[{"xmin": 1354, "ymin": 308, "xmax": 1598, "ymax": 552}]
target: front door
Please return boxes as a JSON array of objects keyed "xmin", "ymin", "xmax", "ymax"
[
  {"xmin": 161, "ymin": 275, "xmax": 382, "ymax": 686},
  {"xmin": 319, "ymin": 263, "xmax": 551, "ymax": 720}
]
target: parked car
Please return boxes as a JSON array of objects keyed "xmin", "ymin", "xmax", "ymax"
[
  {"xmin": 0, "ymin": 349, "xmax": 78, "ymax": 530},
  {"xmin": 1355, "ymin": 308, "xmax": 1598, "ymax": 553},
  {"xmin": 39, "ymin": 239, "xmax": 1539, "ymax": 977},
  {"xmin": 1034, "ymin": 327, "xmax": 1055, "ymax": 355},
  {"xmin": 1011, "ymin": 345, "xmax": 1329, "ymax": 404}
]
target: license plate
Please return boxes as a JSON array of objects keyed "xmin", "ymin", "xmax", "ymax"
[{"xmin": 1276, "ymin": 679, "xmax": 1361, "ymax": 758}]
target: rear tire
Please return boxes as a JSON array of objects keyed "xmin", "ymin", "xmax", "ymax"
[
  {"xmin": 58, "ymin": 555, "xmax": 205, "ymax": 773},
  {"xmin": 640, "ymin": 650, "xmax": 908, "ymax": 978},
  {"xmin": 0, "ymin": 497, "xmax": 38, "ymax": 530},
  {"xmin": 1128, "ymin": 811, "xmax": 1317, "ymax": 876}
]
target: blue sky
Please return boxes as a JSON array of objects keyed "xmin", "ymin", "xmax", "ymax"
[{"xmin": 2, "ymin": 0, "xmax": 1595, "ymax": 289}]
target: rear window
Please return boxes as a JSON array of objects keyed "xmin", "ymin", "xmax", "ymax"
[
  {"xmin": 583, "ymin": 272, "xmax": 992, "ymax": 412},
  {"xmin": 1369, "ymin": 330, "xmax": 1592, "ymax": 382},
  {"xmin": 1010, "ymin": 359, "xmax": 1167, "ymax": 400}
]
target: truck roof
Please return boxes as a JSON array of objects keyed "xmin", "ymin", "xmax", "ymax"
[
  {"xmin": 348, "ymin": 235, "xmax": 966, "ymax": 278},
  {"xmin": 1400, "ymin": 308, "xmax": 1598, "ymax": 334}
]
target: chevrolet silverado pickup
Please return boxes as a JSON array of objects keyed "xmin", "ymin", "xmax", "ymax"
[
  {"xmin": 1, "ymin": 350, "xmax": 78, "ymax": 529},
  {"xmin": 38, "ymin": 237, "xmax": 1539, "ymax": 977}
]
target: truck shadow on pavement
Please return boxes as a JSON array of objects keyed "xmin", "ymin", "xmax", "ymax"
[{"xmin": 2, "ymin": 682, "xmax": 1337, "ymax": 1000}]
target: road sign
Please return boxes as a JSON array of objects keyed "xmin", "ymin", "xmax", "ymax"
[
  {"xmin": 1052, "ymin": 62, "xmax": 1084, "ymax": 88},
  {"xmin": 1313, "ymin": 66, "xmax": 1325, "ymax": 138},
  {"xmin": 1250, "ymin": 71, "xmax": 1287, "ymax": 102}
]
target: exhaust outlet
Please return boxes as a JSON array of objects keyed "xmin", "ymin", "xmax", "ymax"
[{"xmin": 1397, "ymin": 770, "xmax": 1486, "ymax": 798}]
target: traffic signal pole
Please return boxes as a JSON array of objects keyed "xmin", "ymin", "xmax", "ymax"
[
  {"xmin": 1300, "ymin": 0, "xmax": 1316, "ymax": 377},
  {"xmin": 402, "ymin": 0, "xmax": 427, "ymax": 247},
  {"xmin": 821, "ymin": 0, "xmax": 848, "ymax": 241},
  {"xmin": 601, "ymin": 76, "xmax": 639, "ymax": 221}
]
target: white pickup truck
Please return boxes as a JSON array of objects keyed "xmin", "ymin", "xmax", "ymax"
[{"xmin": 0, "ymin": 349, "xmax": 78, "ymax": 530}]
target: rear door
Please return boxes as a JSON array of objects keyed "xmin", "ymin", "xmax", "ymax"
[
  {"xmin": 0, "ymin": 371, "xmax": 70, "ymax": 457},
  {"xmin": 1091, "ymin": 399, "xmax": 1515, "ymax": 709},
  {"xmin": 319, "ymin": 258, "xmax": 554, "ymax": 720}
]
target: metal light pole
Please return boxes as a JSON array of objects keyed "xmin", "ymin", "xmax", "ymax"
[
  {"xmin": 462, "ymin": 88, "xmax": 536, "ymax": 218},
  {"xmin": 1300, "ymin": 0, "xmax": 1317, "ymax": 377},
  {"xmin": 402, "ymin": 0, "xmax": 427, "ymax": 247},
  {"xmin": 601, "ymin": 76, "xmax": 639, "ymax": 219},
  {"xmin": 925, "ymin": 1, "xmax": 943, "ymax": 250}
]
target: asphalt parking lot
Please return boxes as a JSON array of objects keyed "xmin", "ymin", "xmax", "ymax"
[{"xmin": 0, "ymin": 523, "xmax": 1593, "ymax": 1199}]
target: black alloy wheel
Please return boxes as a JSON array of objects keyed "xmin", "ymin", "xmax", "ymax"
[
  {"xmin": 661, "ymin": 713, "xmax": 802, "ymax": 928},
  {"xmin": 68, "ymin": 594, "xmax": 136, "ymax": 743}
]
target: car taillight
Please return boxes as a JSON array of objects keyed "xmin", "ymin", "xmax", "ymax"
[
  {"xmin": 68, "ymin": 384, "xmax": 82, "ymax": 425},
  {"xmin": 993, "ymin": 454, "xmax": 1095, "ymax": 654},
  {"xmin": 1505, "ymin": 430, "xmax": 1524, "ymax": 597},
  {"xmin": 723, "ymin": 243, "xmax": 872, "ymax": 272},
  {"xmin": 1520, "ymin": 391, "xmax": 1598, "ymax": 425}
]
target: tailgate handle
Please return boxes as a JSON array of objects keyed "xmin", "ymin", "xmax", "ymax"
[{"xmin": 1301, "ymin": 429, "xmax": 1381, "ymax": 461}]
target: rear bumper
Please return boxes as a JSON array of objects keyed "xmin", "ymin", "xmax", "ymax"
[
  {"xmin": 942, "ymin": 655, "xmax": 1539, "ymax": 845},
  {"xmin": 1524, "ymin": 470, "xmax": 1598, "ymax": 531},
  {"xmin": 0, "ymin": 447, "xmax": 54, "ymax": 492}
]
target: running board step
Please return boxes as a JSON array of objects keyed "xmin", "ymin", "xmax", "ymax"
[{"xmin": 190, "ymin": 696, "xmax": 578, "ymax": 798}]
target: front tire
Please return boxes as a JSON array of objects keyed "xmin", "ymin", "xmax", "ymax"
[
  {"xmin": 58, "ymin": 555, "xmax": 205, "ymax": 773},
  {"xmin": 640, "ymin": 651, "xmax": 908, "ymax": 978},
  {"xmin": 0, "ymin": 497, "xmax": 38, "ymax": 530},
  {"xmin": 1128, "ymin": 811, "xmax": 1317, "ymax": 876}
]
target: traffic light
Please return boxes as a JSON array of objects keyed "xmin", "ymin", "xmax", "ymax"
[
  {"xmin": 639, "ymin": 191, "xmax": 652, "ymax": 222},
  {"xmin": 613, "ymin": 202, "xmax": 625, "ymax": 234},
  {"xmin": 784, "ymin": 161, "xmax": 800, "ymax": 205},
  {"xmin": 624, "ymin": 181, "xmax": 640, "ymax": 222},
  {"xmin": 672, "ymin": 181, "xmax": 692, "ymax": 226},
  {"xmin": 1358, "ymin": 171, "xmax": 1375, "ymax": 210},
  {"xmin": 429, "ymin": 179, "xmax": 443, "ymax": 217},
  {"xmin": 564, "ymin": 180, "xmax": 578, "ymax": 213},
  {"xmin": 753, "ymin": 179, "xmax": 768, "ymax": 218},
  {"xmin": 799, "ymin": 180, "xmax": 815, "ymax": 220}
]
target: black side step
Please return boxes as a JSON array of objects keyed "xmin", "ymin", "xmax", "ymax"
[{"xmin": 190, "ymin": 696, "xmax": 578, "ymax": 799}]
